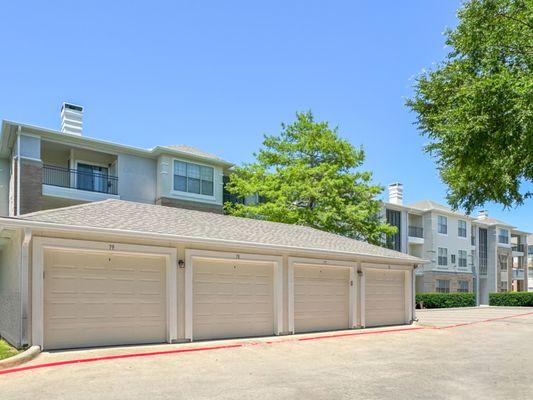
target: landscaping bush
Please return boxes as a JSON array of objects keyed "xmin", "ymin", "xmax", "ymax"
[
  {"xmin": 416, "ymin": 293, "xmax": 476, "ymax": 309},
  {"xmin": 489, "ymin": 292, "xmax": 533, "ymax": 307}
]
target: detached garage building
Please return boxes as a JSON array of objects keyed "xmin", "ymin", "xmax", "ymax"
[{"xmin": 0, "ymin": 200, "xmax": 423, "ymax": 350}]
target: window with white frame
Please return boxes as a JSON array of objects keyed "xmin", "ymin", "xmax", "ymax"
[
  {"xmin": 458, "ymin": 250, "xmax": 467, "ymax": 268},
  {"xmin": 457, "ymin": 280, "xmax": 469, "ymax": 293},
  {"xmin": 436, "ymin": 279, "xmax": 450, "ymax": 293},
  {"xmin": 438, "ymin": 247, "xmax": 448, "ymax": 266},
  {"xmin": 173, "ymin": 160, "xmax": 214, "ymax": 196},
  {"xmin": 458, "ymin": 220, "xmax": 467, "ymax": 238},
  {"xmin": 498, "ymin": 228, "xmax": 509, "ymax": 244},
  {"xmin": 498, "ymin": 254, "xmax": 508, "ymax": 271},
  {"xmin": 438, "ymin": 215, "xmax": 448, "ymax": 234}
]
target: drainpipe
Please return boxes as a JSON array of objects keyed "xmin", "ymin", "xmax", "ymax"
[
  {"xmin": 16, "ymin": 126, "xmax": 21, "ymax": 216},
  {"xmin": 20, "ymin": 227, "xmax": 32, "ymax": 346}
]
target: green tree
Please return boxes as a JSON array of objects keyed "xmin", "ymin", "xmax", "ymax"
[
  {"xmin": 224, "ymin": 111, "xmax": 395, "ymax": 245},
  {"xmin": 407, "ymin": 0, "xmax": 532, "ymax": 213}
]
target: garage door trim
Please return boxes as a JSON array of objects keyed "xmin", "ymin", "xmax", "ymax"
[
  {"xmin": 360, "ymin": 263, "xmax": 413, "ymax": 328},
  {"xmin": 185, "ymin": 249, "xmax": 283, "ymax": 342},
  {"xmin": 32, "ymin": 237, "xmax": 178, "ymax": 349},
  {"xmin": 288, "ymin": 257, "xmax": 356, "ymax": 333}
]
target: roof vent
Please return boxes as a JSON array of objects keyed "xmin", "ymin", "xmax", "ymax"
[
  {"xmin": 478, "ymin": 210, "xmax": 489, "ymax": 220},
  {"xmin": 60, "ymin": 102, "xmax": 83, "ymax": 135},
  {"xmin": 388, "ymin": 182, "xmax": 403, "ymax": 205}
]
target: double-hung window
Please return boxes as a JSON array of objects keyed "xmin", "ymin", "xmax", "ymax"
[
  {"xmin": 173, "ymin": 160, "xmax": 214, "ymax": 196},
  {"xmin": 458, "ymin": 250, "xmax": 467, "ymax": 268},
  {"xmin": 498, "ymin": 229, "xmax": 509, "ymax": 244},
  {"xmin": 438, "ymin": 247, "xmax": 448, "ymax": 266},
  {"xmin": 438, "ymin": 215, "xmax": 447, "ymax": 234},
  {"xmin": 436, "ymin": 279, "xmax": 450, "ymax": 293},
  {"xmin": 458, "ymin": 220, "xmax": 467, "ymax": 238},
  {"xmin": 457, "ymin": 280, "xmax": 469, "ymax": 293}
]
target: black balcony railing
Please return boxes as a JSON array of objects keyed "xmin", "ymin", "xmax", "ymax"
[
  {"xmin": 43, "ymin": 164, "xmax": 118, "ymax": 195},
  {"xmin": 512, "ymin": 244, "xmax": 525, "ymax": 253},
  {"xmin": 408, "ymin": 225, "xmax": 423, "ymax": 238}
]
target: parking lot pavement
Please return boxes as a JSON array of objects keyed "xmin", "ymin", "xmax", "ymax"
[
  {"xmin": 415, "ymin": 306, "xmax": 533, "ymax": 327},
  {"xmin": 1, "ymin": 307, "xmax": 532, "ymax": 400}
]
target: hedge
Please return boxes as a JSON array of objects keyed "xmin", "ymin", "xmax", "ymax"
[
  {"xmin": 416, "ymin": 293, "xmax": 476, "ymax": 309},
  {"xmin": 489, "ymin": 292, "xmax": 533, "ymax": 307}
]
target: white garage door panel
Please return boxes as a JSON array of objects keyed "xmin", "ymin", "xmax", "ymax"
[
  {"xmin": 193, "ymin": 259, "xmax": 274, "ymax": 340},
  {"xmin": 44, "ymin": 250, "xmax": 167, "ymax": 350},
  {"xmin": 365, "ymin": 269, "xmax": 405, "ymax": 327},
  {"xmin": 294, "ymin": 265, "xmax": 350, "ymax": 333}
]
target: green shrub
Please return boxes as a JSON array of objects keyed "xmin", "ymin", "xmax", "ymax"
[
  {"xmin": 489, "ymin": 292, "xmax": 533, "ymax": 307},
  {"xmin": 416, "ymin": 293, "xmax": 476, "ymax": 309}
]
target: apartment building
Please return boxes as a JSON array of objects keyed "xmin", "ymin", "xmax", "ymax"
[
  {"xmin": 527, "ymin": 234, "xmax": 533, "ymax": 292},
  {"xmin": 0, "ymin": 103, "xmax": 234, "ymax": 217},
  {"xmin": 383, "ymin": 183, "xmax": 529, "ymax": 303}
]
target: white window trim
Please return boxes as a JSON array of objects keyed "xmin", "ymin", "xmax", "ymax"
[
  {"xmin": 457, "ymin": 219, "xmax": 468, "ymax": 239},
  {"xmin": 437, "ymin": 247, "xmax": 448, "ymax": 267},
  {"xmin": 458, "ymin": 249, "xmax": 468, "ymax": 269},
  {"xmin": 288, "ymin": 257, "xmax": 356, "ymax": 333},
  {"xmin": 170, "ymin": 158, "xmax": 217, "ymax": 201},
  {"xmin": 185, "ymin": 249, "xmax": 283, "ymax": 342},
  {"xmin": 32, "ymin": 237, "xmax": 178, "ymax": 349},
  {"xmin": 437, "ymin": 215, "xmax": 448, "ymax": 236}
]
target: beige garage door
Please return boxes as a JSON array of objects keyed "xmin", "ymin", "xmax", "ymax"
[
  {"xmin": 365, "ymin": 268, "xmax": 405, "ymax": 327},
  {"xmin": 44, "ymin": 249, "xmax": 167, "ymax": 350},
  {"xmin": 294, "ymin": 265, "xmax": 350, "ymax": 333},
  {"xmin": 193, "ymin": 259, "xmax": 274, "ymax": 340}
]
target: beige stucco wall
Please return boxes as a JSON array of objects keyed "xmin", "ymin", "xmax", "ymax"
[{"xmin": 0, "ymin": 229, "xmax": 21, "ymax": 346}]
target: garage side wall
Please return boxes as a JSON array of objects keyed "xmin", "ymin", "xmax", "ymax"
[{"xmin": 0, "ymin": 230, "xmax": 22, "ymax": 347}]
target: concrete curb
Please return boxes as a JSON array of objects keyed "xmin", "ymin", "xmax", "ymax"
[{"xmin": 0, "ymin": 346, "xmax": 41, "ymax": 371}]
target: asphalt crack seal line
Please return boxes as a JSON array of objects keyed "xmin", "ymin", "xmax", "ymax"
[{"xmin": 1, "ymin": 310, "xmax": 532, "ymax": 377}]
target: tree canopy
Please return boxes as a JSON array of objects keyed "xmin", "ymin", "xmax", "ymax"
[
  {"xmin": 224, "ymin": 111, "xmax": 395, "ymax": 245},
  {"xmin": 407, "ymin": 0, "xmax": 532, "ymax": 213}
]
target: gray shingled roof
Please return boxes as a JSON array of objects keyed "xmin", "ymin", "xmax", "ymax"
[
  {"xmin": 19, "ymin": 200, "xmax": 421, "ymax": 263},
  {"xmin": 162, "ymin": 145, "xmax": 231, "ymax": 164}
]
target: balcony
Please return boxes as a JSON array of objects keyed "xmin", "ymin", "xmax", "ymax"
[
  {"xmin": 498, "ymin": 235, "xmax": 509, "ymax": 245},
  {"xmin": 512, "ymin": 244, "xmax": 525, "ymax": 256},
  {"xmin": 513, "ymin": 269, "xmax": 525, "ymax": 280},
  {"xmin": 408, "ymin": 225, "xmax": 424, "ymax": 244},
  {"xmin": 42, "ymin": 164, "xmax": 119, "ymax": 202}
]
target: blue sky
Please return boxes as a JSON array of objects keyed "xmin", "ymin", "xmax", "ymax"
[{"xmin": 1, "ymin": 1, "xmax": 531, "ymax": 231}]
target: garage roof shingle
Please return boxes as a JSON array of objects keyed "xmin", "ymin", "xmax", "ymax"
[{"xmin": 19, "ymin": 200, "xmax": 421, "ymax": 263}]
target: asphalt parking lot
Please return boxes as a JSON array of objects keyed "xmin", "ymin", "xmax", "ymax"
[{"xmin": 1, "ymin": 307, "xmax": 532, "ymax": 400}]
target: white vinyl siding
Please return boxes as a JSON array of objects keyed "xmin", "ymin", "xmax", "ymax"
[
  {"xmin": 438, "ymin": 247, "xmax": 448, "ymax": 266},
  {"xmin": 458, "ymin": 220, "xmax": 467, "ymax": 238},
  {"xmin": 437, "ymin": 215, "xmax": 447, "ymax": 234},
  {"xmin": 173, "ymin": 160, "xmax": 214, "ymax": 196}
]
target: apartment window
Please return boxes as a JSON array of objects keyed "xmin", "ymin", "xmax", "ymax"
[
  {"xmin": 385, "ymin": 209, "xmax": 402, "ymax": 251},
  {"xmin": 479, "ymin": 228, "xmax": 488, "ymax": 275},
  {"xmin": 436, "ymin": 279, "xmax": 450, "ymax": 293},
  {"xmin": 173, "ymin": 161, "xmax": 214, "ymax": 196},
  {"xmin": 458, "ymin": 250, "xmax": 467, "ymax": 268},
  {"xmin": 498, "ymin": 229, "xmax": 509, "ymax": 244},
  {"xmin": 457, "ymin": 280, "xmax": 469, "ymax": 293},
  {"xmin": 458, "ymin": 220, "xmax": 467, "ymax": 238},
  {"xmin": 438, "ymin": 247, "xmax": 448, "ymax": 266},
  {"xmin": 437, "ymin": 215, "xmax": 447, "ymax": 234},
  {"xmin": 498, "ymin": 254, "xmax": 508, "ymax": 271}
]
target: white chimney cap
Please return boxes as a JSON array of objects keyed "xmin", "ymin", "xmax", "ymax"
[
  {"xmin": 388, "ymin": 182, "xmax": 403, "ymax": 205},
  {"xmin": 477, "ymin": 210, "xmax": 489, "ymax": 219},
  {"xmin": 61, "ymin": 102, "xmax": 83, "ymax": 136}
]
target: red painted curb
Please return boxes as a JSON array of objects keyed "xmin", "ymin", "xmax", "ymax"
[{"xmin": 1, "ymin": 310, "xmax": 531, "ymax": 376}]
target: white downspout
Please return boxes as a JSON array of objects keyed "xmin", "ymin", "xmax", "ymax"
[
  {"xmin": 20, "ymin": 227, "xmax": 32, "ymax": 346},
  {"xmin": 16, "ymin": 127, "xmax": 21, "ymax": 216}
]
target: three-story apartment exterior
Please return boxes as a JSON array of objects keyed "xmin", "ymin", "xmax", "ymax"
[
  {"xmin": 0, "ymin": 103, "xmax": 234, "ymax": 217},
  {"xmin": 383, "ymin": 183, "xmax": 529, "ymax": 303}
]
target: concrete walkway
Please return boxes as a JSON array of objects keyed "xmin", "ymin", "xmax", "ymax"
[{"xmin": 416, "ymin": 306, "xmax": 533, "ymax": 327}]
